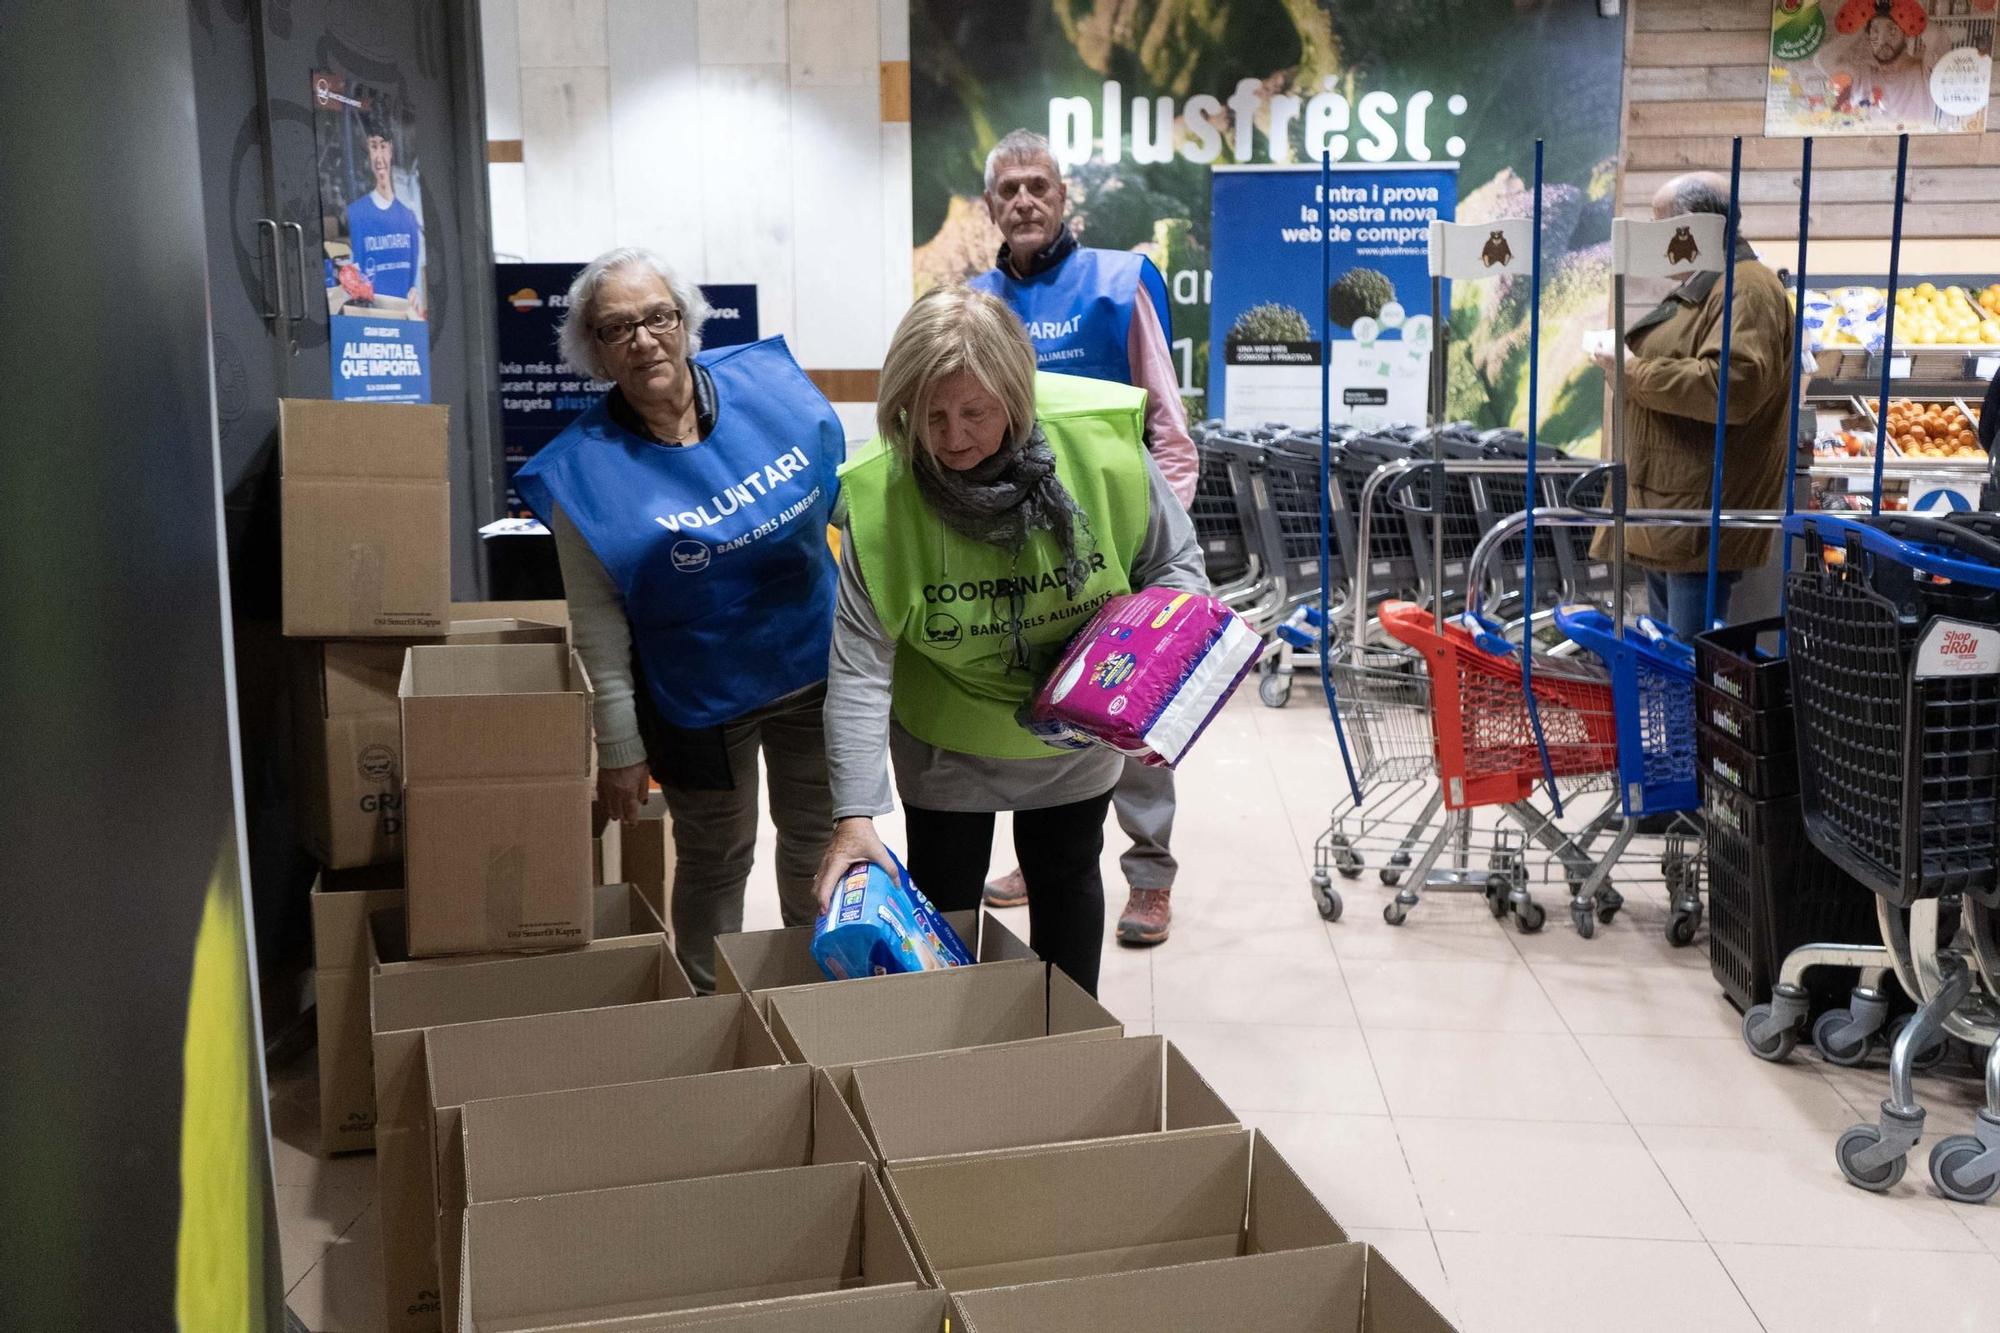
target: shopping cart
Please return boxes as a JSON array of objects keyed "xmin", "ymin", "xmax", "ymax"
[
  {"xmin": 1774, "ymin": 511, "xmax": 2000, "ymax": 1201},
  {"xmin": 1308, "ymin": 639, "xmax": 1436, "ymax": 923},
  {"xmin": 1191, "ymin": 424, "xmax": 1283, "ymax": 627}
]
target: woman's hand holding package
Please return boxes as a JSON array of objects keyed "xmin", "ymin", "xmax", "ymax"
[{"xmin": 814, "ymin": 816, "xmax": 899, "ymax": 912}]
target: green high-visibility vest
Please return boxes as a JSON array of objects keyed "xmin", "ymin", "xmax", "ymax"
[{"xmin": 842, "ymin": 371, "xmax": 1151, "ymax": 759}]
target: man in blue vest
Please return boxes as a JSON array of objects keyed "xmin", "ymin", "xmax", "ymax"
[{"xmin": 970, "ymin": 129, "xmax": 1199, "ymax": 947}]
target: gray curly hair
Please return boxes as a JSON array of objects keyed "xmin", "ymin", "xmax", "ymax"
[{"xmin": 557, "ymin": 247, "xmax": 711, "ymax": 380}]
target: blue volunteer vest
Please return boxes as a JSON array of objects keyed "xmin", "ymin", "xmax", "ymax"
[
  {"xmin": 968, "ymin": 247, "xmax": 1172, "ymax": 385},
  {"xmin": 515, "ymin": 336, "xmax": 843, "ymax": 729},
  {"xmin": 345, "ymin": 194, "xmax": 421, "ymax": 299}
]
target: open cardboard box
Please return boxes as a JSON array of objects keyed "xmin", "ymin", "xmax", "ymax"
[
  {"xmin": 947, "ymin": 1243, "xmax": 1458, "ymax": 1332},
  {"xmin": 400, "ymin": 642, "xmax": 594, "ymax": 958},
  {"xmin": 425, "ymin": 996, "xmax": 792, "ymax": 1327},
  {"xmin": 371, "ymin": 936, "xmax": 694, "ymax": 1333},
  {"xmin": 762, "ymin": 958, "xmax": 1120, "ymax": 1097},
  {"xmin": 281, "ymin": 398, "xmax": 450, "ymax": 637},
  {"xmin": 884, "ymin": 1128, "xmax": 1344, "ymax": 1292},
  {"xmin": 310, "ymin": 863, "xmax": 405, "ymax": 1153},
  {"xmin": 500, "ymin": 1288, "xmax": 949, "ymax": 1332},
  {"xmin": 456, "ymin": 1163, "xmax": 921, "ymax": 1332},
  {"xmin": 849, "ymin": 1034, "xmax": 1235, "ymax": 1163},
  {"xmin": 713, "ymin": 909, "xmax": 1031, "ymax": 1016},
  {"xmin": 294, "ymin": 619, "xmax": 565, "ymax": 870},
  {"xmin": 369, "ymin": 882, "xmax": 665, "ymax": 969}
]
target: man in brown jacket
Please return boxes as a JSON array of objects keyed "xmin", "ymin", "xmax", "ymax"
[{"xmin": 1591, "ymin": 173, "xmax": 1795, "ymax": 639}]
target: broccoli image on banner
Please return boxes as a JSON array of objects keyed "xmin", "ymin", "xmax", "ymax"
[
  {"xmin": 1328, "ymin": 268, "xmax": 1396, "ymax": 330},
  {"xmin": 1228, "ymin": 302, "xmax": 1314, "ymax": 343}
]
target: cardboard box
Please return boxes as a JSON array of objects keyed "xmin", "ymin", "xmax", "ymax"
[
  {"xmin": 368, "ymin": 882, "xmax": 666, "ymax": 968},
  {"xmin": 400, "ymin": 642, "xmax": 594, "ymax": 957},
  {"xmin": 884, "ymin": 1129, "xmax": 1345, "ymax": 1292},
  {"xmin": 456, "ymin": 1163, "xmax": 921, "ymax": 1332},
  {"xmin": 452, "ymin": 599, "xmax": 570, "ymax": 629},
  {"xmin": 310, "ymin": 863, "xmax": 404, "ymax": 1153},
  {"xmin": 297, "ymin": 621, "xmax": 566, "ymax": 869},
  {"xmin": 619, "ymin": 795, "xmax": 673, "ymax": 923},
  {"xmin": 505, "ymin": 1288, "xmax": 948, "ymax": 1333},
  {"xmin": 281, "ymin": 398, "xmax": 451, "ymax": 637},
  {"xmin": 425, "ymin": 996, "xmax": 794, "ymax": 1326},
  {"xmin": 715, "ymin": 909, "xmax": 1033, "ymax": 1016},
  {"xmin": 947, "ymin": 1244, "xmax": 1458, "ymax": 1332},
  {"xmin": 372, "ymin": 937, "xmax": 694, "ymax": 1333},
  {"xmin": 762, "ymin": 958, "xmax": 1120, "ymax": 1095},
  {"xmin": 849, "ymin": 1035, "xmax": 1236, "ymax": 1163}
]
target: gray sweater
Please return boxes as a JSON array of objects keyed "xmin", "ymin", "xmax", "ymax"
[{"xmin": 825, "ymin": 451, "xmax": 1207, "ymax": 819}]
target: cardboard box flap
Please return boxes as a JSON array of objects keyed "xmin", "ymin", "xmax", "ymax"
[
  {"xmin": 766, "ymin": 960, "xmax": 1051, "ymax": 1067},
  {"xmin": 852, "ymin": 1036, "xmax": 1171, "ymax": 1161},
  {"xmin": 280, "ymin": 398, "xmax": 449, "ymax": 479},
  {"xmin": 445, "ymin": 617, "xmax": 566, "ymax": 645},
  {"xmin": 320, "ymin": 640, "xmax": 411, "ymax": 716},
  {"xmin": 371, "ymin": 939, "xmax": 671, "ymax": 1034},
  {"xmin": 311, "ymin": 865, "xmax": 404, "ymax": 971},
  {"xmin": 371, "ymin": 886, "xmax": 664, "ymax": 967},
  {"xmin": 452, "ymin": 599, "xmax": 570, "ymax": 627},
  {"xmin": 716, "ymin": 908, "xmax": 1014, "ymax": 1000},
  {"xmin": 1045, "ymin": 966, "xmax": 1121, "ymax": 1036},
  {"xmin": 1162, "ymin": 1042, "xmax": 1238, "ymax": 1132},
  {"xmin": 1247, "ymin": 1130, "xmax": 1348, "ymax": 1251},
  {"xmin": 503, "ymin": 1287, "xmax": 946, "ymax": 1332},
  {"xmin": 946, "ymin": 1246, "xmax": 1400, "ymax": 1333},
  {"xmin": 404, "ymin": 642, "xmax": 583, "ymax": 699},
  {"xmin": 458, "ymin": 1064, "xmax": 819, "ymax": 1203},
  {"xmin": 885, "ymin": 1129, "xmax": 1252, "ymax": 1291},
  {"xmin": 460, "ymin": 1164, "xmax": 918, "ymax": 1328},
  {"xmin": 401, "ymin": 645, "xmax": 592, "ymax": 782}
]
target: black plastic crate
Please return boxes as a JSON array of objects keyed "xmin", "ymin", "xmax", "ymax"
[
  {"xmin": 1694, "ymin": 617, "xmax": 1791, "ymax": 711},
  {"xmin": 1698, "ymin": 722, "xmax": 1800, "ymax": 800},
  {"xmin": 1703, "ymin": 776, "xmax": 1880, "ymax": 1014},
  {"xmin": 1695, "ymin": 682, "xmax": 1795, "ymax": 755}
]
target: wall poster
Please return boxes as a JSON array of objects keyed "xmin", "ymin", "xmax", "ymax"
[
  {"xmin": 311, "ymin": 69, "xmax": 431, "ymax": 402},
  {"xmin": 1768, "ymin": 0, "xmax": 1994, "ymax": 137},
  {"xmin": 911, "ymin": 0, "xmax": 1625, "ymax": 449}
]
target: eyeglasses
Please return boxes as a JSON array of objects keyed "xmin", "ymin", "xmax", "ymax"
[{"xmin": 593, "ymin": 307, "xmax": 683, "ymax": 346}]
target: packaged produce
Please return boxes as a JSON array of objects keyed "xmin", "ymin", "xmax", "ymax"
[
  {"xmin": 812, "ymin": 856, "xmax": 973, "ymax": 981},
  {"xmin": 1025, "ymin": 587, "xmax": 1263, "ymax": 767}
]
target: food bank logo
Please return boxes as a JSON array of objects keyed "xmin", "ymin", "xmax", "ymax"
[
  {"xmin": 671, "ymin": 540, "xmax": 711, "ymax": 573},
  {"xmin": 924, "ymin": 612, "xmax": 963, "ymax": 648}
]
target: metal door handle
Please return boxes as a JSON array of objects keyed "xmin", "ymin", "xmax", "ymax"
[
  {"xmin": 281, "ymin": 221, "xmax": 310, "ymax": 324},
  {"xmin": 256, "ymin": 218, "xmax": 283, "ymax": 320}
]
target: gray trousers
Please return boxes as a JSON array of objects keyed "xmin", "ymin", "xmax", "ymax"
[
  {"xmin": 660, "ymin": 684, "xmax": 831, "ymax": 992},
  {"xmin": 1113, "ymin": 757, "xmax": 1178, "ymax": 891}
]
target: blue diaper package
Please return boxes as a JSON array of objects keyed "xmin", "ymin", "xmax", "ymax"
[{"xmin": 811, "ymin": 855, "xmax": 975, "ymax": 981}]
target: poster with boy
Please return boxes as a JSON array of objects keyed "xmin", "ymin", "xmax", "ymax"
[
  {"xmin": 311, "ymin": 70, "xmax": 430, "ymax": 402},
  {"xmin": 1768, "ymin": 0, "xmax": 1994, "ymax": 137}
]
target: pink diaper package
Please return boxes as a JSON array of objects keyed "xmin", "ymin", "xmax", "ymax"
[{"xmin": 1026, "ymin": 587, "xmax": 1264, "ymax": 767}]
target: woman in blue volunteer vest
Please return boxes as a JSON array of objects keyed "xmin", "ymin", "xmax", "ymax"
[
  {"xmin": 815, "ymin": 287, "xmax": 1206, "ymax": 996},
  {"xmin": 515, "ymin": 248, "xmax": 843, "ymax": 993}
]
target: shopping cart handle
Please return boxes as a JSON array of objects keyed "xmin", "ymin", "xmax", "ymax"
[
  {"xmin": 1382, "ymin": 461, "xmax": 1442, "ymax": 516},
  {"xmin": 1452, "ymin": 608, "xmax": 1517, "ymax": 658},
  {"xmin": 1786, "ymin": 512, "xmax": 2000, "ymax": 590},
  {"xmin": 1560, "ymin": 461, "xmax": 1626, "ymax": 519},
  {"xmin": 1632, "ymin": 614, "xmax": 1696, "ymax": 666}
]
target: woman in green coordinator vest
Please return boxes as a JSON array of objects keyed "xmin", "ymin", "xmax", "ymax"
[{"xmin": 816, "ymin": 287, "xmax": 1206, "ymax": 995}]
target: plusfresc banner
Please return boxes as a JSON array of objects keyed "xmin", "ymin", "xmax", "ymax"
[{"xmin": 1209, "ymin": 164, "xmax": 1456, "ymax": 428}]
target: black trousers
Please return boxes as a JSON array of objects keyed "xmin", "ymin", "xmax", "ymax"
[{"xmin": 904, "ymin": 791, "xmax": 1115, "ymax": 996}]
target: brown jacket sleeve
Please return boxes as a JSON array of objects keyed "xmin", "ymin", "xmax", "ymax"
[{"xmin": 1626, "ymin": 265, "xmax": 1791, "ymax": 427}]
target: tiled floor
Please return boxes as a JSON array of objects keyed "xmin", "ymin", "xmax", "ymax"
[{"xmin": 272, "ymin": 694, "xmax": 2000, "ymax": 1332}]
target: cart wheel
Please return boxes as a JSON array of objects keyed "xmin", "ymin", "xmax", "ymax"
[
  {"xmin": 1835, "ymin": 1124, "xmax": 1907, "ymax": 1193},
  {"xmin": 1597, "ymin": 900, "xmax": 1621, "ymax": 926},
  {"xmin": 1382, "ymin": 902, "xmax": 1407, "ymax": 927},
  {"xmin": 1381, "ymin": 851, "xmax": 1410, "ymax": 888},
  {"xmin": 1814, "ymin": 1009, "xmax": 1874, "ymax": 1067},
  {"xmin": 1571, "ymin": 902, "xmax": 1596, "ymax": 940},
  {"xmin": 1484, "ymin": 876, "xmax": 1511, "ymax": 918},
  {"xmin": 1666, "ymin": 908, "xmax": 1700, "ymax": 948},
  {"xmin": 1929, "ymin": 1135, "xmax": 2000, "ymax": 1205},
  {"xmin": 1333, "ymin": 848, "xmax": 1363, "ymax": 880},
  {"xmin": 1313, "ymin": 881, "xmax": 1344, "ymax": 923},
  {"xmin": 1379, "ymin": 869, "xmax": 1403, "ymax": 888},
  {"xmin": 1741, "ymin": 1004, "xmax": 1799, "ymax": 1062},
  {"xmin": 1886, "ymin": 1015, "xmax": 1951, "ymax": 1074},
  {"xmin": 1514, "ymin": 901, "xmax": 1546, "ymax": 934},
  {"xmin": 1259, "ymin": 673, "xmax": 1292, "ymax": 709}
]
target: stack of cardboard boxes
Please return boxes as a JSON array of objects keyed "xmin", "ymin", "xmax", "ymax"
[{"xmin": 286, "ymin": 400, "xmax": 1461, "ymax": 1332}]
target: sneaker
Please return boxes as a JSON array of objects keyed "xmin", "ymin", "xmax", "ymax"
[
  {"xmin": 983, "ymin": 866, "xmax": 1028, "ymax": 909},
  {"xmin": 1117, "ymin": 888, "xmax": 1172, "ymax": 947}
]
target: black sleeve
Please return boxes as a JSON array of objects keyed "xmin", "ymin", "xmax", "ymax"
[{"xmin": 1982, "ymin": 370, "xmax": 1999, "ymax": 450}]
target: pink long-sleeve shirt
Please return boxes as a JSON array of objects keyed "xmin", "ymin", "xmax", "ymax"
[{"xmin": 1126, "ymin": 292, "xmax": 1198, "ymax": 510}]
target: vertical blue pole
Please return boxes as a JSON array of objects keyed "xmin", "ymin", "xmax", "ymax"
[
  {"xmin": 1522, "ymin": 139, "xmax": 1561, "ymax": 811},
  {"xmin": 1779, "ymin": 137, "xmax": 1812, "ymax": 638},
  {"xmin": 1870, "ymin": 133, "xmax": 1910, "ymax": 513},
  {"xmin": 1703, "ymin": 138, "xmax": 1743, "ymax": 631},
  {"xmin": 1318, "ymin": 149, "xmax": 1363, "ymax": 806}
]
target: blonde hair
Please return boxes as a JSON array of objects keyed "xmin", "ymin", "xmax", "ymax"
[{"xmin": 877, "ymin": 286, "xmax": 1037, "ymax": 468}]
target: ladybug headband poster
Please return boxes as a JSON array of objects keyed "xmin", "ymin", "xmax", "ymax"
[
  {"xmin": 1768, "ymin": 0, "xmax": 1995, "ymax": 137},
  {"xmin": 311, "ymin": 68, "xmax": 431, "ymax": 403}
]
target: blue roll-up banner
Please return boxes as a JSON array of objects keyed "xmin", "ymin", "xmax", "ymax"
[
  {"xmin": 1209, "ymin": 164, "xmax": 1457, "ymax": 427},
  {"xmin": 494, "ymin": 263, "xmax": 758, "ymax": 515}
]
